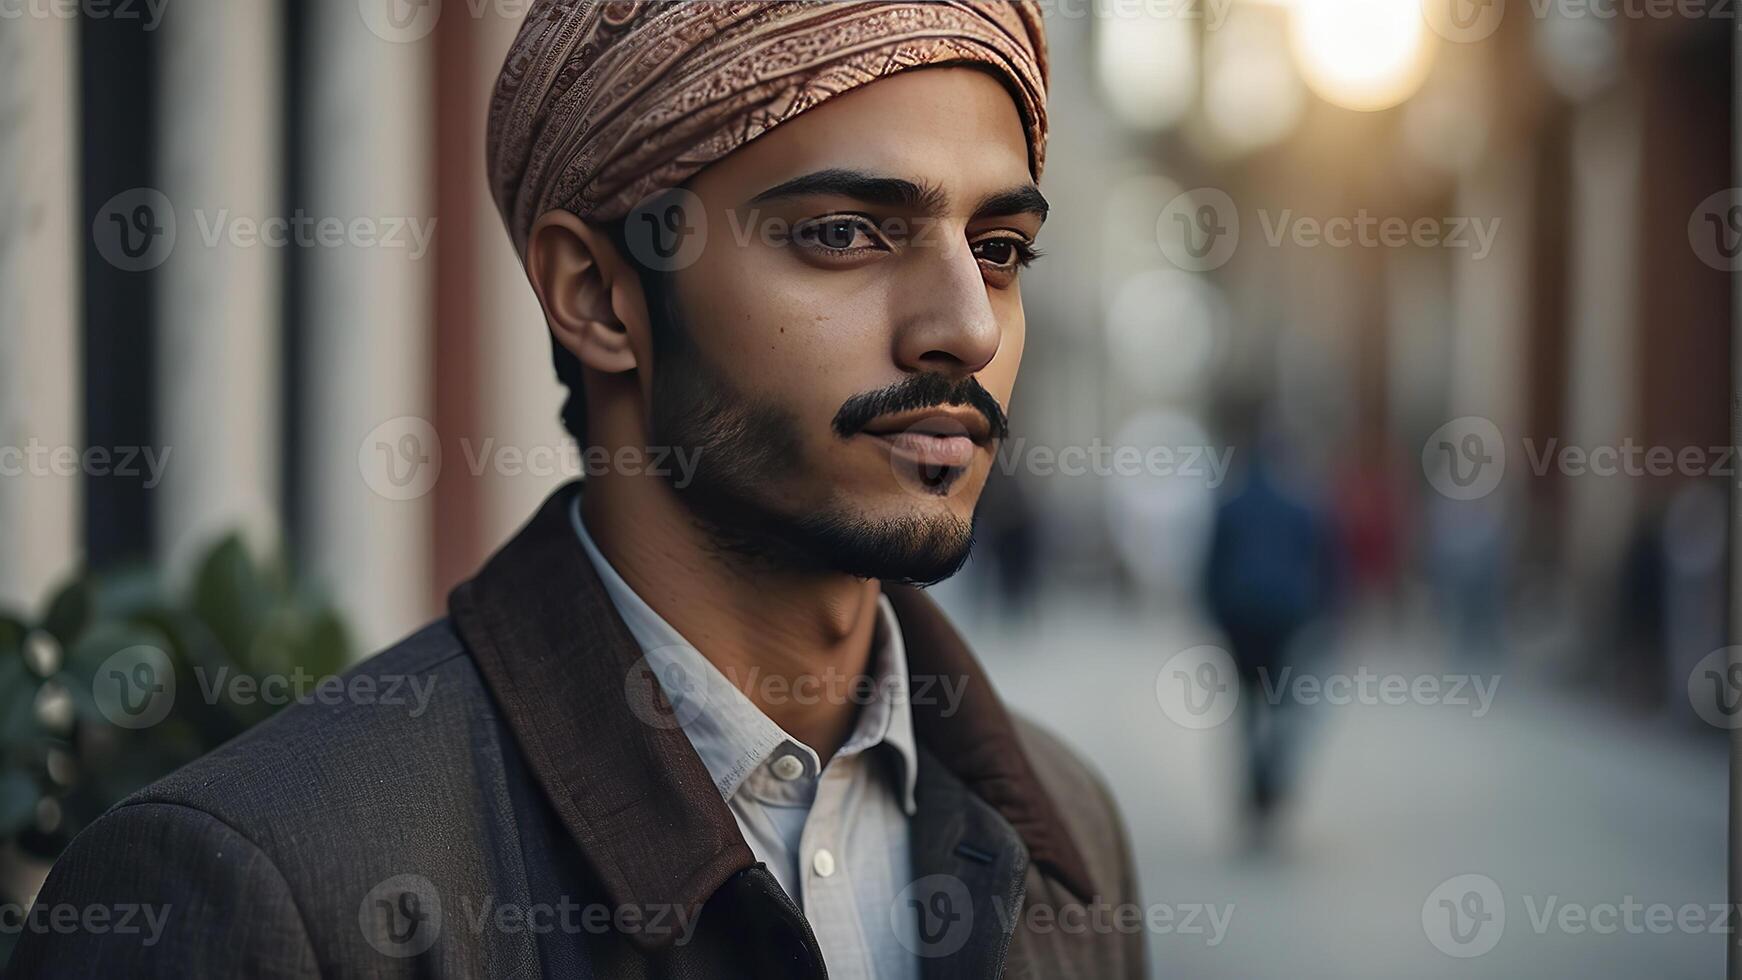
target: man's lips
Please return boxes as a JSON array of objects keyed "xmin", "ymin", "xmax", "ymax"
[
  {"xmin": 859, "ymin": 407, "xmax": 992, "ymax": 469},
  {"xmin": 867, "ymin": 430, "xmax": 979, "ymax": 468},
  {"xmin": 860, "ymin": 406, "xmax": 991, "ymax": 441}
]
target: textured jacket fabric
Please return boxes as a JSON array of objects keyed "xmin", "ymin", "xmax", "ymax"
[{"xmin": 8, "ymin": 483, "xmax": 1146, "ymax": 979}]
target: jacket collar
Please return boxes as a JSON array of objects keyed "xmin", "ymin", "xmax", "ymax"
[{"xmin": 449, "ymin": 483, "xmax": 1097, "ymax": 949}]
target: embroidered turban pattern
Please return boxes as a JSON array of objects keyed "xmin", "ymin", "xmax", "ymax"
[{"xmin": 487, "ymin": 0, "xmax": 1051, "ymax": 257}]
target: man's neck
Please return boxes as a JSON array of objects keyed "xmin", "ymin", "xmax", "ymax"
[{"xmin": 582, "ymin": 475, "xmax": 882, "ymax": 764}]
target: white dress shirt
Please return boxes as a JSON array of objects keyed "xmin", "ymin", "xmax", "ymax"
[{"xmin": 572, "ymin": 497, "xmax": 922, "ymax": 980}]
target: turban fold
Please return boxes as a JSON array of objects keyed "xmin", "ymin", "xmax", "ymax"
[{"xmin": 487, "ymin": 0, "xmax": 1051, "ymax": 257}]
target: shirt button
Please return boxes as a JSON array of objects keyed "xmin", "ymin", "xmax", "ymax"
[
  {"xmin": 811, "ymin": 849, "xmax": 836, "ymax": 878},
  {"xmin": 771, "ymin": 754, "xmax": 805, "ymax": 781}
]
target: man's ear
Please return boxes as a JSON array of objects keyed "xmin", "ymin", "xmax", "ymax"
[{"xmin": 525, "ymin": 210, "xmax": 651, "ymax": 375}]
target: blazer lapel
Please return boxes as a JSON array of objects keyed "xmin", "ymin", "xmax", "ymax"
[
  {"xmin": 448, "ymin": 482, "xmax": 761, "ymax": 953},
  {"xmin": 907, "ymin": 745, "xmax": 1031, "ymax": 980}
]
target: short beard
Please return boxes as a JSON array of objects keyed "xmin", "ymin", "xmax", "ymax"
[{"xmin": 644, "ymin": 302, "xmax": 976, "ymax": 586}]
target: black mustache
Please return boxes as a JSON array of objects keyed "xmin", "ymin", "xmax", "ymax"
[{"xmin": 832, "ymin": 374, "xmax": 1009, "ymax": 442}]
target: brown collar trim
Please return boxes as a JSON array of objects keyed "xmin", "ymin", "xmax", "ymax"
[{"xmin": 449, "ymin": 483, "xmax": 1098, "ymax": 945}]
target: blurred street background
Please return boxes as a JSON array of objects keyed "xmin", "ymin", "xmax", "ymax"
[{"xmin": 0, "ymin": 0, "xmax": 1734, "ymax": 975}]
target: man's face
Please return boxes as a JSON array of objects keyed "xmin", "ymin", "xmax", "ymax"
[{"xmin": 635, "ymin": 66, "xmax": 1042, "ymax": 585}]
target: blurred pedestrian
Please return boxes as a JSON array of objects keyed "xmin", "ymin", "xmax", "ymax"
[{"xmin": 1204, "ymin": 440, "xmax": 1339, "ymax": 848}]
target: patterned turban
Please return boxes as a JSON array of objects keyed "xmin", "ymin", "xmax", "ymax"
[{"xmin": 487, "ymin": 0, "xmax": 1051, "ymax": 257}]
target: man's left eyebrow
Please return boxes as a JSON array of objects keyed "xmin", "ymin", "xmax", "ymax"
[
  {"xmin": 972, "ymin": 184, "xmax": 1049, "ymax": 224},
  {"xmin": 747, "ymin": 169, "xmax": 947, "ymax": 214},
  {"xmin": 747, "ymin": 168, "xmax": 1047, "ymax": 223}
]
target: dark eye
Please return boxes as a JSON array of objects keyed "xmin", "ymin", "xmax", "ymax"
[
  {"xmin": 972, "ymin": 236, "xmax": 1039, "ymax": 270},
  {"xmin": 796, "ymin": 215, "xmax": 880, "ymax": 252}
]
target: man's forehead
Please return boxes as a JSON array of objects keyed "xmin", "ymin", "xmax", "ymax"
[{"xmin": 701, "ymin": 68, "xmax": 1036, "ymax": 214}]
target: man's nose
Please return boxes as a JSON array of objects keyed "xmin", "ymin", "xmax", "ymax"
[{"xmin": 890, "ymin": 237, "xmax": 1002, "ymax": 377}]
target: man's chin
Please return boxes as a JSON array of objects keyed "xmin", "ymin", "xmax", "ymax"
[{"xmin": 796, "ymin": 506, "xmax": 977, "ymax": 586}]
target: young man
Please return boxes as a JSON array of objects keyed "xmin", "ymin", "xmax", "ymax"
[{"xmin": 11, "ymin": 3, "xmax": 1145, "ymax": 977}]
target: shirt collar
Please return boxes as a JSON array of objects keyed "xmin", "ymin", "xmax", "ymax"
[{"xmin": 570, "ymin": 495, "xmax": 919, "ymax": 814}]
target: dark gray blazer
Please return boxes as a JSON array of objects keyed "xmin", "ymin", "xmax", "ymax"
[{"xmin": 8, "ymin": 485, "xmax": 1146, "ymax": 978}]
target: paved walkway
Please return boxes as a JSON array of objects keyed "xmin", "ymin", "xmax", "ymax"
[{"xmin": 936, "ymin": 586, "xmax": 1728, "ymax": 978}]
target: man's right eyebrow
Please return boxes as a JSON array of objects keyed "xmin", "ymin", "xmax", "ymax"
[{"xmin": 746, "ymin": 168, "xmax": 949, "ymax": 216}]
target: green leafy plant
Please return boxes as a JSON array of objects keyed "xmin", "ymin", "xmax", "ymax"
[{"xmin": 0, "ymin": 533, "xmax": 352, "ymax": 958}]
